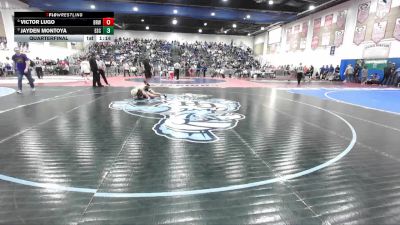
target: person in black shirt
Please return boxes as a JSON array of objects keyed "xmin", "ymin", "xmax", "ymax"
[
  {"xmin": 354, "ymin": 63, "xmax": 361, "ymax": 83},
  {"xmin": 308, "ymin": 65, "xmax": 314, "ymax": 79},
  {"xmin": 89, "ymin": 54, "xmax": 102, "ymax": 87},
  {"xmin": 143, "ymin": 59, "xmax": 152, "ymax": 84}
]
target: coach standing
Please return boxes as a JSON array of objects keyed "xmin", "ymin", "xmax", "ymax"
[
  {"xmin": 12, "ymin": 47, "xmax": 35, "ymax": 94},
  {"xmin": 96, "ymin": 55, "xmax": 109, "ymax": 86},
  {"xmin": 89, "ymin": 54, "xmax": 103, "ymax": 87}
]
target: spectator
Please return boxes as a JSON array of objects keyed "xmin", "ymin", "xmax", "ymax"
[
  {"xmin": 354, "ymin": 63, "xmax": 361, "ymax": 83},
  {"xmin": 386, "ymin": 63, "xmax": 396, "ymax": 86},
  {"xmin": 309, "ymin": 65, "xmax": 314, "ymax": 79},
  {"xmin": 381, "ymin": 63, "xmax": 391, "ymax": 85},
  {"xmin": 366, "ymin": 73, "xmax": 380, "ymax": 85},
  {"xmin": 80, "ymin": 57, "xmax": 90, "ymax": 83},
  {"xmin": 344, "ymin": 64, "xmax": 354, "ymax": 83},
  {"xmin": 12, "ymin": 47, "xmax": 35, "ymax": 93},
  {"xmin": 123, "ymin": 61, "xmax": 130, "ymax": 77},
  {"xmin": 34, "ymin": 57, "xmax": 44, "ymax": 79},
  {"xmin": 394, "ymin": 67, "xmax": 400, "ymax": 87},
  {"xmin": 361, "ymin": 65, "xmax": 368, "ymax": 85},
  {"xmin": 174, "ymin": 61, "xmax": 181, "ymax": 80},
  {"xmin": 4, "ymin": 57, "xmax": 13, "ymax": 76}
]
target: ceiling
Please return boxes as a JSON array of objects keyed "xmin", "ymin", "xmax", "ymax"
[{"xmin": 22, "ymin": 0, "xmax": 343, "ymax": 36}]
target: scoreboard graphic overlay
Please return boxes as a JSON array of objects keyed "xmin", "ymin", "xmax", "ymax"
[{"xmin": 14, "ymin": 12, "xmax": 114, "ymax": 42}]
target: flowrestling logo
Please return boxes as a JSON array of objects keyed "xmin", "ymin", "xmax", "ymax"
[{"xmin": 109, "ymin": 94, "xmax": 245, "ymax": 143}]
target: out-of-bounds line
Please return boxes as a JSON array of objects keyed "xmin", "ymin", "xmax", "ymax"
[
  {"xmin": 0, "ymin": 91, "xmax": 357, "ymax": 198},
  {"xmin": 284, "ymin": 88, "xmax": 400, "ymax": 132},
  {"xmin": 94, "ymin": 96, "xmax": 357, "ymax": 197},
  {"xmin": 324, "ymin": 90, "xmax": 400, "ymax": 116},
  {"xmin": 0, "ymin": 87, "xmax": 16, "ymax": 98},
  {"xmin": 231, "ymin": 129, "xmax": 324, "ymax": 219},
  {"xmin": 0, "ymin": 89, "xmax": 85, "ymax": 114},
  {"xmin": 330, "ymin": 110, "xmax": 400, "ymax": 133}
]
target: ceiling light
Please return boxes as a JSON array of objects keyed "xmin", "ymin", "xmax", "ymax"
[
  {"xmin": 199, "ymin": 29, "xmax": 203, "ymax": 33},
  {"xmin": 172, "ymin": 18, "xmax": 178, "ymax": 25},
  {"xmin": 247, "ymin": 33, "xmax": 251, "ymax": 36},
  {"xmin": 309, "ymin": 5, "xmax": 315, "ymax": 10},
  {"xmin": 246, "ymin": 15, "xmax": 251, "ymax": 19},
  {"xmin": 146, "ymin": 26, "xmax": 149, "ymax": 30},
  {"xmin": 90, "ymin": 4, "xmax": 95, "ymax": 9},
  {"xmin": 141, "ymin": 19, "xmax": 144, "ymax": 22},
  {"xmin": 261, "ymin": 27, "xmax": 265, "ymax": 30},
  {"xmin": 204, "ymin": 22, "xmax": 208, "ymax": 26},
  {"xmin": 222, "ymin": 0, "xmax": 228, "ymax": 2},
  {"xmin": 133, "ymin": 6, "xmax": 138, "ymax": 11},
  {"xmin": 173, "ymin": 9, "xmax": 178, "ymax": 14},
  {"xmin": 211, "ymin": 12, "xmax": 216, "ymax": 16},
  {"xmin": 269, "ymin": 0, "xmax": 274, "ymax": 5},
  {"xmin": 224, "ymin": 30, "xmax": 228, "ymax": 34},
  {"xmin": 232, "ymin": 23, "xmax": 237, "ymax": 28}
]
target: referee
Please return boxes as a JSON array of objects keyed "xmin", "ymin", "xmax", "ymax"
[{"xmin": 296, "ymin": 63, "xmax": 304, "ymax": 85}]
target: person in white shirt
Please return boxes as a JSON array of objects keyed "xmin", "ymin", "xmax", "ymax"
[
  {"xmin": 123, "ymin": 61, "xmax": 130, "ymax": 77},
  {"xmin": 4, "ymin": 57, "xmax": 13, "ymax": 77},
  {"xmin": 34, "ymin": 57, "xmax": 44, "ymax": 79},
  {"xmin": 174, "ymin": 62, "xmax": 181, "ymax": 80},
  {"xmin": 80, "ymin": 57, "xmax": 90, "ymax": 83},
  {"xmin": 96, "ymin": 55, "xmax": 109, "ymax": 86},
  {"xmin": 344, "ymin": 64, "xmax": 354, "ymax": 83}
]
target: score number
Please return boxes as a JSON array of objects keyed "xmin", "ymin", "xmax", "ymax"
[
  {"xmin": 102, "ymin": 18, "xmax": 114, "ymax": 26},
  {"xmin": 102, "ymin": 18, "xmax": 114, "ymax": 35}
]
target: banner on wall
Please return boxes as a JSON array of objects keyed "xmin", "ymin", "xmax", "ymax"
[
  {"xmin": 286, "ymin": 28, "xmax": 292, "ymax": 45},
  {"xmin": 353, "ymin": 0, "xmax": 400, "ymax": 45},
  {"xmin": 313, "ymin": 18, "xmax": 322, "ymax": 32},
  {"xmin": 334, "ymin": 30, "xmax": 344, "ymax": 47},
  {"xmin": 372, "ymin": 21, "xmax": 388, "ymax": 44},
  {"xmin": 0, "ymin": 12, "xmax": 8, "ymax": 51},
  {"xmin": 301, "ymin": 22, "xmax": 308, "ymax": 37},
  {"xmin": 363, "ymin": 43, "xmax": 391, "ymax": 59},
  {"xmin": 394, "ymin": 18, "xmax": 400, "ymax": 41},
  {"xmin": 354, "ymin": 26, "xmax": 367, "ymax": 45},
  {"xmin": 376, "ymin": 0, "xmax": 392, "ymax": 19},
  {"xmin": 336, "ymin": 10, "xmax": 347, "ymax": 29},
  {"xmin": 311, "ymin": 36, "xmax": 319, "ymax": 49},
  {"xmin": 311, "ymin": 18, "xmax": 321, "ymax": 49},
  {"xmin": 294, "ymin": 25, "xmax": 300, "ymax": 33},
  {"xmin": 357, "ymin": 1, "xmax": 371, "ymax": 24},
  {"xmin": 267, "ymin": 43, "xmax": 280, "ymax": 54},
  {"xmin": 325, "ymin": 14, "xmax": 334, "ymax": 27},
  {"xmin": 310, "ymin": 10, "xmax": 348, "ymax": 50},
  {"xmin": 321, "ymin": 32, "xmax": 331, "ymax": 46}
]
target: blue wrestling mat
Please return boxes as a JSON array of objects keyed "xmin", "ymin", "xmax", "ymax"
[{"xmin": 289, "ymin": 88, "xmax": 400, "ymax": 115}]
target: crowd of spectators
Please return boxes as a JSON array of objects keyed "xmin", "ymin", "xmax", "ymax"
[
  {"xmin": 0, "ymin": 57, "xmax": 74, "ymax": 77},
  {"xmin": 1, "ymin": 37, "xmax": 399, "ymax": 88},
  {"xmin": 344, "ymin": 62, "xmax": 400, "ymax": 87},
  {"xmin": 86, "ymin": 37, "xmax": 260, "ymax": 78}
]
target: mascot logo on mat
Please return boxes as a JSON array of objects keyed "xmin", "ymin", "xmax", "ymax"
[{"xmin": 109, "ymin": 94, "xmax": 245, "ymax": 143}]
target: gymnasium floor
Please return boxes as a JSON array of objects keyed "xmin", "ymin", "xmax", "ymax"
[{"xmin": 0, "ymin": 78, "xmax": 400, "ymax": 225}]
